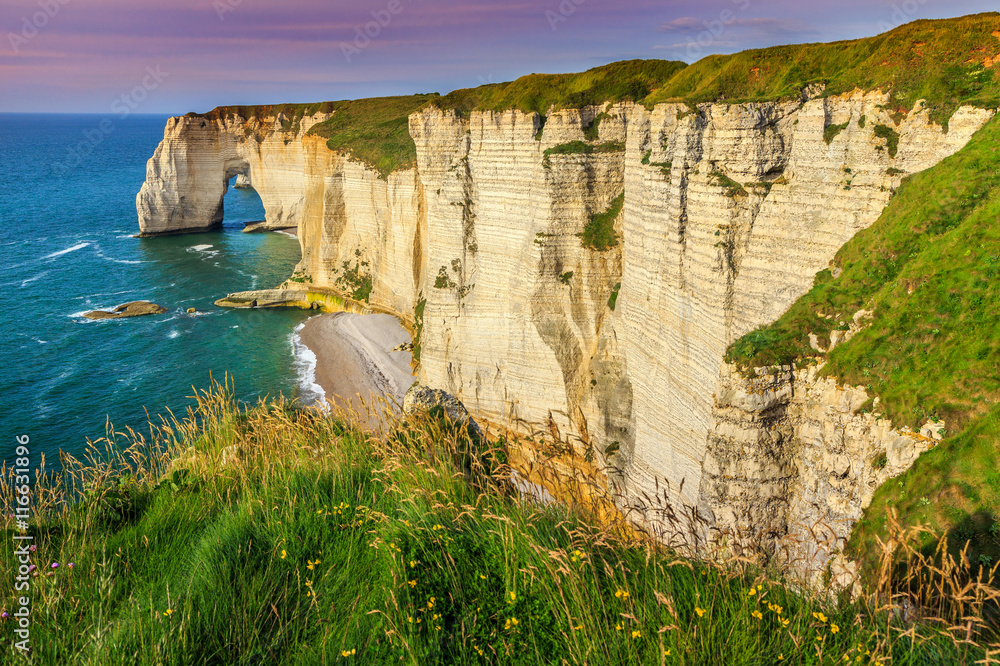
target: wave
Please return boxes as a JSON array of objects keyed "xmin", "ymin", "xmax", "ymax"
[
  {"xmin": 291, "ymin": 322, "xmax": 327, "ymax": 411},
  {"xmin": 167, "ymin": 330, "xmax": 180, "ymax": 339},
  {"xmin": 20, "ymin": 272, "xmax": 48, "ymax": 287},
  {"xmin": 43, "ymin": 242, "xmax": 90, "ymax": 260},
  {"xmin": 187, "ymin": 244, "xmax": 219, "ymax": 259},
  {"xmin": 105, "ymin": 258, "xmax": 144, "ymax": 265}
]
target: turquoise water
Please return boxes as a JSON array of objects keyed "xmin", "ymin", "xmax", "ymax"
[{"xmin": 0, "ymin": 114, "xmax": 311, "ymax": 466}]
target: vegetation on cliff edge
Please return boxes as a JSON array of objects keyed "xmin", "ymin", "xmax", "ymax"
[
  {"xmin": 427, "ymin": 60, "xmax": 687, "ymax": 118},
  {"xmin": 308, "ymin": 95, "xmax": 439, "ymax": 178},
  {"xmin": 643, "ymin": 13, "xmax": 1000, "ymax": 127},
  {"xmin": 725, "ymin": 113, "xmax": 1000, "ymax": 570},
  {"xmin": 1, "ymin": 382, "xmax": 997, "ymax": 664}
]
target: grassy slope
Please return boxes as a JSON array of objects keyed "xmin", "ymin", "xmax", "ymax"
[
  {"xmin": 644, "ymin": 13, "xmax": 1000, "ymax": 126},
  {"xmin": 1, "ymin": 387, "xmax": 991, "ymax": 664},
  {"xmin": 308, "ymin": 95, "xmax": 439, "ymax": 178},
  {"xmin": 725, "ymin": 113, "xmax": 1000, "ymax": 566}
]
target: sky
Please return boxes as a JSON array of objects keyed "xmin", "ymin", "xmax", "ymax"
[{"xmin": 0, "ymin": 0, "xmax": 997, "ymax": 114}]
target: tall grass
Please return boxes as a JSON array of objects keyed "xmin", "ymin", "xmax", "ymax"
[{"xmin": 1, "ymin": 381, "xmax": 997, "ymax": 664}]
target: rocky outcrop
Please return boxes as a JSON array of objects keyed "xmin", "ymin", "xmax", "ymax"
[
  {"xmin": 700, "ymin": 363, "xmax": 933, "ymax": 584},
  {"xmin": 84, "ymin": 301, "xmax": 168, "ymax": 320},
  {"xmin": 136, "ymin": 92, "xmax": 994, "ymax": 573},
  {"xmin": 403, "ymin": 384, "xmax": 485, "ymax": 441}
]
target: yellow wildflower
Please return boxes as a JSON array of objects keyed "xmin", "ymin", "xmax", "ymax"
[
  {"xmin": 813, "ymin": 612, "xmax": 828, "ymax": 623},
  {"xmin": 695, "ymin": 607, "xmax": 707, "ymax": 618},
  {"xmin": 162, "ymin": 609, "xmax": 174, "ymax": 616},
  {"xmin": 408, "ymin": 580, "xmax": 417, "ymax": 588},
  {"xmin": 615, "ymin": 588, "xmax": 630, "ymax": 599},
  {"xmin": 747, "ymin": 588, "xmax": 757, "ymax": 596},
  {"xmin": 280, "ymin": 550, "xmax": 287, "ymax": 559},
  {"xmin": 615, "ymin": 622, "xmax": 623, "ymax": 631},
  {"xmin": 631, "ymin": 630, "xmax": 641, "ymax": 639},
  {"xmin": 778, "ymin": 655, "xmax": 784, "ymax": 661},
  {"xmin": 830, "ymin": 623, "xmax": 840, "ymax": 634},
  {"xmin": 508, "ymin": 591, "xmax": 517, "ymax": 603},
  {"xmin": 409, "ymin": 560, "xmax": 416, "ymax": 568},
  {"xmin": 751, "ymin": 610, "xmax": 763, "ymax": 620},
  {"xmin": 341, "ymin": 648, "xmax": 356, "ymax": 657}
]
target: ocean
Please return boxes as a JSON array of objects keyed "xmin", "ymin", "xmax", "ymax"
[{"xmin": 0, "ymin": 113, "xmax": 312, "ymax": 467}]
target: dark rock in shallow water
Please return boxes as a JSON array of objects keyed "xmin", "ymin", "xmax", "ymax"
[{"xmin": 84, "ymin": 301, "xmax": 168, "ymax": 320}]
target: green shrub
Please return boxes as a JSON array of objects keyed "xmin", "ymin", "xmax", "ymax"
[
  {"xmin": 608, "ymin": 282, "xmax": 622, "ymax": 310},
  {"xmin": 581, "ymin": 192, "xmax": 624, "ymax": 251},
  {"xmin": 873, "ymin": 124, "xmax": 901, "ymax": 158},
  {"xmin": 709, "ymin": 171, "xmax": 748, "ymax": 198},
  {"xmin": 824, "ymin": 121, "xmax": 850, "ymax": 144},
  {"xmin": 583, "ymin": 112, "xmax": 609, "ymax": 141}
]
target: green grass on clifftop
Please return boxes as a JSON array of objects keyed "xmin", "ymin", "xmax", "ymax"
[
  {"xmin": 2, "ymin": 383, "xmax": 994, "ymax": 664},
  {"xmin": 308, "ymin": 95, "xmax": 439, "ymax": 178},
  {"xmin": 643, "ymin": 12, "xmax": 1000, "ymax": 126},
  {"xmin": 725, "ymin": 113, "xmax": 1000, "ymax": 569},
  {"xmin": 428, "ymin": 60, "xmax": 688, "ymax": 117}
]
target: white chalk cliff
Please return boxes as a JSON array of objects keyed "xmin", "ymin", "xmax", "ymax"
[{"xmin": 137, "ymin": 93, "xmax": 994, "ymax": 570}]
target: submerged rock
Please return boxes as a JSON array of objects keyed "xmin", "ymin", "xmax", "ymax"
[{"xmin": 84, "ymin": 301, "xmax": 168, "ymax": 320}]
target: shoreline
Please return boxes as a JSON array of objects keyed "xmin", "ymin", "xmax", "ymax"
[{"xmin": 293, "ymin": 311, "xmax": 414, "ymax": 428}]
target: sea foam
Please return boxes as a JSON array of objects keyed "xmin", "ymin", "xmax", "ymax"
[
  {"xmin": 291, "ymin": 322, "xmax": 328, "ymax": 411},
  {"xmin": 43, "ymin": 242, "xmax": 90, "ymax": 259}
]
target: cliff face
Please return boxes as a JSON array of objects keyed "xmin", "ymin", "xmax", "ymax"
[
  {"xmin": 702, "ymin": 363, "xmax": 934, "ymax": 584},
  {"xmin": 137, "ymin": 94, "xmax": 994, "ymax": 569}
]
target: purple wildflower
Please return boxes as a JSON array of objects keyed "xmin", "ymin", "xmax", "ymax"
[
  {"xmin": 51, "ymin": 562, "xmax": 59, "ymax": 569},
  {"xmin": 1, "ymin": 612, "xmax": 8, "ymax": 619},
  {"xmin": 29, "ymin": 545, "xmax": 36, "ymax": 552},
  {"xmin": 68, "ymin": 563, "xmax": 75, "ymax": 569},
  {"xmin": 28, "ymin": 565, "xmax": 36, "ymax": 573}
]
